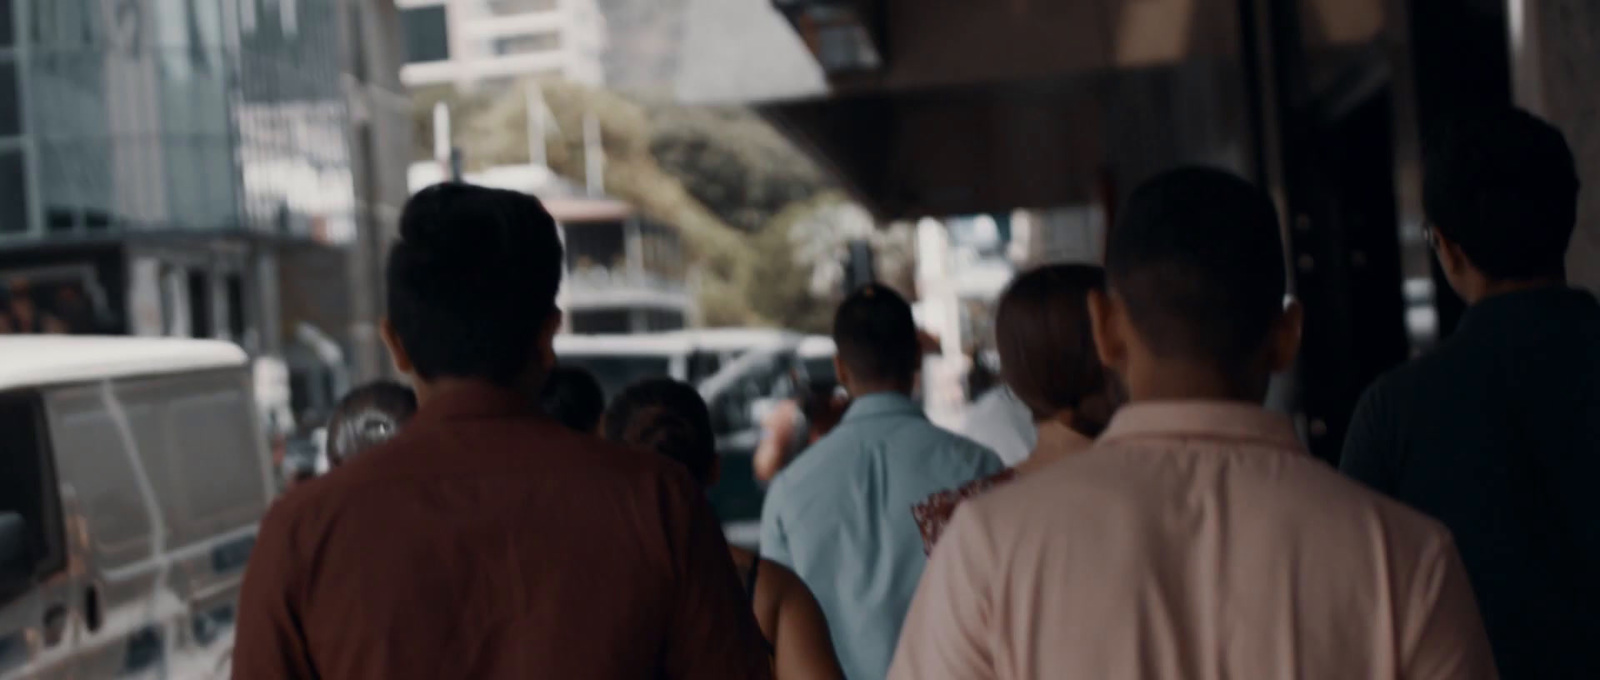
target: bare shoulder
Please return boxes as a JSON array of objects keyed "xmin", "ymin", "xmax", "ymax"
[{"xmin": 757, "ymin": 558, "xmax": 823, "ymax": 618}]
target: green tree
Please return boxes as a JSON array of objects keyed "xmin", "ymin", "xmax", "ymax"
[{"xmin": 412, "ymin": 79, "xmax": 874, "ymax": 330}]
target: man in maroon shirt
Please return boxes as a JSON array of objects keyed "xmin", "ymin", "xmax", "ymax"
[{"xmin": 234, "ymin": 184, "xmax": 773, "ymax": 679}]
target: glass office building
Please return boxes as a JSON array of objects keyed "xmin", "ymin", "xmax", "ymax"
[
  {"xmin": 0, "ymin": 0, "xmax": 353, "ymax": 240},
  {"xmin": 0, "ymin": 0, "xmax": 399, "ymax": 428}
]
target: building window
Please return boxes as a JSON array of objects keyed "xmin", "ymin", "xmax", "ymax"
[
  {"xmin": 187, "ymin": 270, "xmax": 211, "ymax": 338},
  {"xmin": 0, "ymin": 0, "xmax": 14, "ymax": 49},
  {"xmin": 0, "ymin": 151, "xmax": 26, "ymax": 234},
  {"xmin": 570, "ymin": 309, "xmax": 630, "ymax": 335},
  {"xmin": 225, "ymin": 274, "xmax": 246, "ymax": 342},
  {"xmin": 493, "ymin": 32, "xmax": 561, "ymax": 56},
  {"xmin": 0, "ymin": 60, "xmax": 19, "ymax": 137},
  {"xmin": 401, "ymin": 6, "xmax": 450, "ymax": 64}
]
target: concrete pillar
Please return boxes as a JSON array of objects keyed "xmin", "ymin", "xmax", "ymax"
[{"xmin": 1507, "ymin": 0, "xmax": 1600, "ymax": 292}]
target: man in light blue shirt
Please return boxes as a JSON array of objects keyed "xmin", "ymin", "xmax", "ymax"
[{"xmin": 760, "ymin": 284, "xmax": 1002, "ymax": 680}]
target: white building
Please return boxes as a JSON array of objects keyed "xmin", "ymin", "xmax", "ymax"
[{"xmin": 397, "ymin": 0, "xmax": 606, "ymax": 89}]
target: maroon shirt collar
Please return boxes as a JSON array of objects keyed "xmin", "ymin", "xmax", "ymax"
[{"xmin": 411, "ymin": 381, "xmax": 538, "ymax": 424}]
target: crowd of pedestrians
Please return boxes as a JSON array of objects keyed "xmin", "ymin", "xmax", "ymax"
[{"xmin": 235, "ymin": 106, "xmax": 1597, "ymax": 679}]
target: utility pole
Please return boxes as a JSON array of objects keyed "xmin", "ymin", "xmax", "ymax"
[
  {"xmin": 583, "ymin": 112, "xmax": 604, "ymax": 196},
  {"xmin": 433, "ymin": 102, "xmax": 462, "ymax": 181}
]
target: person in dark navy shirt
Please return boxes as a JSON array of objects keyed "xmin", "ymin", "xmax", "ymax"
[{"xmin": 1342, "ymin": 108, "xmax": 1600, "ymax": 678}]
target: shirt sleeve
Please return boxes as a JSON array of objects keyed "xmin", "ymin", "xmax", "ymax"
[
  {"xmin": 1401, "ymin": 533, "xmax": 1498, "ymax": 680},
  {"xmin": 659, "ymin": 469, "xmax": 774, "ymax": 680},
  {"xmin": 233, "ymin": 504, "xmax": 318, "ymax": 679},
  {"xmin": 759, "ymin": 479, "xmax": 793, "ymax": 569},
  {"xmin": 888, "ymin": 505, "xmax": 997, "ymax": 680},
  {"xmin": 1340, "ymin": 382, "xmax": 1397, "ymax": 493}
]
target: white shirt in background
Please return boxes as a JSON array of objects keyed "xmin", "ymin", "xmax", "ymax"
[{"xmin": 960, "ymin": 387, "xmax": 1036, "ymax": 467}]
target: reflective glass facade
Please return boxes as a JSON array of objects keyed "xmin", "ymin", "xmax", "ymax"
[{"xmin": 0, "ymin": 0, "xmax": 353, "ymax": 241}]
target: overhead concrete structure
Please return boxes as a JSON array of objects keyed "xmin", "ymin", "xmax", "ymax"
[
  {"xmin": 698, "ymin": 0, "xmax": 1546, "ymax": 465},
  {"xmin": 683, "ymin": 0, "xmax": 1386, "ymax": 220}
]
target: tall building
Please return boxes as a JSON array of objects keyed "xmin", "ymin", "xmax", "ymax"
[
  {"xmin": 0, "ymin": 0, "xmax": 407, "ymax": 427},
  {"xmin": 397, "ymin": 0, "xmax": 605, "ymax": 89}
]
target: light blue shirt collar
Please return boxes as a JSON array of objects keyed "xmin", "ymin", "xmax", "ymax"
[{"xmin": 841, "ymin": 392, "xmax": 924, "ymax": 423}]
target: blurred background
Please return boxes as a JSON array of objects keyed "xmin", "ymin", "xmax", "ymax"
[{"xmin": 0, "ymin": 0, "xmax": 1596, "ymax": 538}]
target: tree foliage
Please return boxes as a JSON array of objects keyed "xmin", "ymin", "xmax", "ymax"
[{"xmin": 410, "ymin": 79, "xmax": 885, "ymax": 330}]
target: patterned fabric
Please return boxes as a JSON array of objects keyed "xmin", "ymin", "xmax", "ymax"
[{"xmin": 912, "ymin": 469, "xmax": 1017, "ymax": 555}]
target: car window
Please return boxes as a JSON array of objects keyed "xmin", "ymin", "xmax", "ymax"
[
  {"xmin": 0, "ymin": 392, "xmax": 64, "ymax": 584},
  {"xmin": 559, "ymin": 355, "xmax": 674, "ymax": 401}
]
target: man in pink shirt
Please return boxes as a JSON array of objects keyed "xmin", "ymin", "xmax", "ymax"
[{"xmin": 889, "ymin": 168, "xmax": 1496, "ymax": 680}]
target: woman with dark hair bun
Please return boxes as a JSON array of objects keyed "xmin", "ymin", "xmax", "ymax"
[
  {"xmin": 607, "ymin": 378, "xmax": 845, "ymax": 680},
  {"xmin": 912, "ymin": 264, "xmax": 1118, "ymax": 553},
  {"xmin": 539, "ymin": 365, "xmax": 606, "ymax": 434}
]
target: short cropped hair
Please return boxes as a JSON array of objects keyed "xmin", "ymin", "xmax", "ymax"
[
  {"xmin": 1106, "ymin": 167, "xmax": 1286, "ymax": 366},
  {"xmin": 540, "ymin": 365, "xmax": 606, "ymax": 433},
  {"xmin": 604, "ymin": 379, "xmax": 717, "ymax": 486},
  {"xmin": 386, "ymin": 183, "xmax": 563, "ymax": 386},
  {"xmin": 832, "ymin": 284, "xmax": 920, "ymax": 386},
  {"xmin": 994, "ymin": 264, "xmax": 1111, "ymax": 433},
  {"xmin": 1423, "ymin": 108, "xmax": 1578, "ymax": 280},
  {"xmin": 326, "ymin": 381, "xmax": 418, "ymax": 465}
]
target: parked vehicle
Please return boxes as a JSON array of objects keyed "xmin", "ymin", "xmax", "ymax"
[
  {"xmin": 553, "ymin": 329, "xmax": 802, "ymax": 400},
  {"xmin": 0, "ymin": 336, "xmax": 268, "ymax": 680},
  {"xmin": 699, "ymin": 334, "xmax": 837, "ymax": 548}
]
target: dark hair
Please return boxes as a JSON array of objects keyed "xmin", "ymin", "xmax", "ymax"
[
  {"xmin": 832, "ymin": 284, "xmax": 920, "ymax": 386},
  {"xmin": 994, "ymin": 264, "xmax": 1112, "ymax": 434},
  {"xmin": 326, "ymin": 381, "xmax": 418, "ymax": 465},
  {"xmin": 1106, "ymin": 167, "xmax": 1286, "ymax": 367},
  {"xmin": 386, "ymin": 183, "xmax": 564, "ymax": 386},
  {"xmin": 604, "ymin": 379, "xmax": 717, "ymax": 486},
  {"xmin": 799, "ymin": 380, "xmax": 845, "ymax": 438},
  {"xmin": 539, "ymin": 365, "xmax": 606, "ymax": 433},
  {"xmin": 1423, "ymin": 108, "xmax": 1578, "ymax": 280}
]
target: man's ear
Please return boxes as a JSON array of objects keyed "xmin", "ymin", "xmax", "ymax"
[
  {"xmin": 1433, "ymin": 232, "xmax": 1478, "ymax": 287},
  {"xmin": 830, "ymin": 355, "xmax": 850, "ymax": 395},
  {"xmin": 537, "ymin": 308, "xmax": 563, "ymax": 371},
  {"xmin": 1088, "ymin": 289, "xmax": 1128, "ymax": 376},
  {"xmin": 1268, "ymin": 298, "xmax": 1304, "ymax": 374},
  {"xmin": 379, "ymin": 319, "xmax": 415, "ymax": 376}
]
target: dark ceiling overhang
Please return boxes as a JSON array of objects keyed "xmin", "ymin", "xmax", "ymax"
[{"xmin": 746, "ymin": 0, "xmax": 1388, "ymax": 220}]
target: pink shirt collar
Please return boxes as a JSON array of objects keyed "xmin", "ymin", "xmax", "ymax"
[{"xmin": 1100, "ymin": 400, "xmax": 1303, "ymax": 451}]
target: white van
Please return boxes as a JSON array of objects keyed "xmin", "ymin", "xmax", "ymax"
[{"xmin": 0, "ymin": 337, "xmax": 270, "ymax": 680}]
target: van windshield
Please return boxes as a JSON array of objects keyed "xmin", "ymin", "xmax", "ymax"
[{"xmin": 559, "ymin": 355, "xmax": 673, "ymax": 400}]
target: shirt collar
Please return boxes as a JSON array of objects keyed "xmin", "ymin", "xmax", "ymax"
[
  {"xmin": 1099, "ymin": 400, "xmax": 1303, "ymax": 451},
  {"xmin": 841, "ymin": 392, "xmax": 925, "ymax": 423},
  {"xmin": 412, "ymin": 381, "xmax": 537, "ymax": 425},
  {"xmin": 1456, "ymin": 286, "xmax": 1598, "ymax": 337},
  {"xmin": 1035, "ymin": 419, "xmax": 1093, "ymax": 454}
]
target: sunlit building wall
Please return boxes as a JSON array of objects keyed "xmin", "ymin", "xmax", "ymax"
[{"xmin": 397, "ymin": 0, "xmax": 605, "ymax": 89}]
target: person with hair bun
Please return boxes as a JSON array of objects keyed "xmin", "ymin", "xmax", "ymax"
[
  {"xmin": 235, "ymin": 183, "xmax": 771, "ymax": 680},
  {"xmin": 539, "ymin": 364, "xmax": 606, "ymax": 434},
  {"xmin": 912, "ymin": 264, "xmax": 1116, "ymax": 553},
  {"xmin": 606, "ymin": 378, "xmax": 844, "ymax": 680}
]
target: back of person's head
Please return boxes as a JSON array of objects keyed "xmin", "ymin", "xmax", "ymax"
[
  {"xmin": 995, "ymin": 264, "xmax": 1114, "ymax": 435},
  {"xmin": 832, "ymin": 284, "xmax": 920, "ymax": 392},
  {"xmin": 1424, "ymin": 108, "xmax": 1578, "ymax": 281},
  {"xmin": 540, "ymin": 365, "xmax": 605, "ymax": 434},
  {"xmin": 604, "ymin": 378, "xmax": 718, "ymax": 486},
  {"xmin": 326, "ymin": 381, "xmax": 418, "ymax": 466},
  {"xmin": 1099, "ymin": 167, "xmax": 1294, "ymax": 398},
  {"xmin": 384, "ymin": 183, "xmax": 564, "ymax": 390}
]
